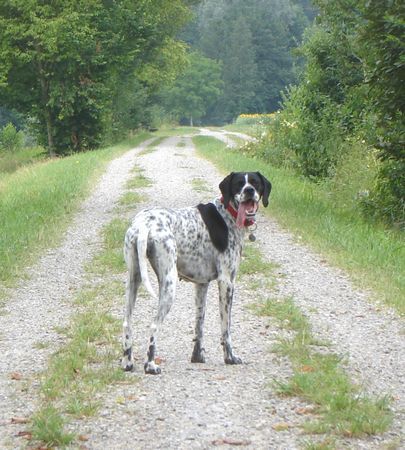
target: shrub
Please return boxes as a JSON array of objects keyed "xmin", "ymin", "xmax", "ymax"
[
  {"xmin": 0, "ymin": 123, "xmax": 24, "ymax": 152},
  {"xmin": 362, "ymin": 158, "xmax": 405, "ymax": 229},
  {"xmin": 267, "ymin": 86, "xmax": 345, "ymax": 179}
]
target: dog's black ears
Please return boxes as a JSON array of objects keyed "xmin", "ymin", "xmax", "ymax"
[
  {"xmin": 256, "ymin": 172, "xmax": 272, "ymax": 207},
  {"xmin": 219, "ymin": 172, "xmax": 234, "ymax": 208}
]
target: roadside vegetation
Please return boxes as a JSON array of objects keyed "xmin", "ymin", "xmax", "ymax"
[
  {"xmin": 239, "ymin": 244, "xmax": 392, "ymax": 449},
  {"xmin": 194, "ymin": 136, "xmax": 404, "ymax": 316},
  {"xmin": 0, "ymin": 133, "xmax": 151, "ymax": 289}
]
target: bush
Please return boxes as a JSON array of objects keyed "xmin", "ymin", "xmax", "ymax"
[
  {"xmin": 362, "ymin": 159, "xmax": 405, "ymax": 229},
  {"xmin": 0, "ymin": 123, "xmax": 24, "ymax": 152},
  {"xmin": 266, "ymin": 86, "xmax": 345, "ymax": 179}
]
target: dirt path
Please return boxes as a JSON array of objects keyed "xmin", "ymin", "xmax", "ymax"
[
  {"xmin": 0, "ymin": 131, "xmax": 403, "ymax": 449},
  {"xmin": 0, "ymin": 138, "xmax": 157, "ymax": 448}
]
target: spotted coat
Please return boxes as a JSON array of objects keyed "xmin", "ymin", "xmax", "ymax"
[{"xmin": 122, "ymin": 172, "xmax": 271, "ymax": 374}]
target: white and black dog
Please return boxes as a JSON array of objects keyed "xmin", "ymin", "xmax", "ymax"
[{"xmin": 122, "ymin": 172, "xmax": 271, "ymax": 374}]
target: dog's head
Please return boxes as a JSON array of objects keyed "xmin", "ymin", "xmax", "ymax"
[{"xmin": 219, "ymin": 172, "xmax": 272, "ymax": 227}]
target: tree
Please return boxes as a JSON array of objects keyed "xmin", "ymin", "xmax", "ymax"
[
  {"xmin": 269, "ymin": 0, "xmax": 404, "ymax": 225},
  {"xmin": 161, "ymin": 52, "xmax": 223, "ymax": 126},
  {"xmin": 358, "ymin": 0, "xmax": 405, "ymax": 224},
  {"xmin": 183, "ymin": 0, "xmax": 311, "ymax": 122},
  {"xmin": 221, "ymin": 16, "xmax": 259, "ymax": 121},
  {"xmin": 0, "ymin": 0, "xmax": 193, "ymax": 155}
]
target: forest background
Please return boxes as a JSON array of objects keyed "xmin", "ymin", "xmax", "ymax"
[{"xmin": 0, "ymin": 0, "xmax": 403, "ymax": 227}]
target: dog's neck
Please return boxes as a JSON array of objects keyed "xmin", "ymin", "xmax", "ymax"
[{"xmin": 219, "ymin": 196, "xmax": 255, "ymax": 227}]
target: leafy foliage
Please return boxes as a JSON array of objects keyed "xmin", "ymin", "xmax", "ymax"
[
  {"xmin": 160, "ymin": 51, "xmax": 223, "ymax": 125},
  {"xmin": 180, "ymin": 0, "xmax": 311, "ymax": 123},
  {"xmin": 266, "ymin": 0, "xmax": 404, "ymax": 226},
  {"xmin": 0, "ymin": 123, "xmax": 24, "ymax": 152},
  {"xmin": 0, "ymin": 0, "xmax": 193, "ymax": 154}
]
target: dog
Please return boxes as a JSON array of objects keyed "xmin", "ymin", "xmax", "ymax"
[{"xmin": 122, "ymin": 171, "xmax": 272, "ymax": 374}]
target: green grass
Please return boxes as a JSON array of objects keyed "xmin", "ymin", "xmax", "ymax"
[
  {"xmin": 137, "ymin": 136, "xmax": 167, "ymax": 156},
  {"xmin": 193, "ymin": 135, "xmax": 405, "ymax": 316},
  {"xmin": 126, "ymin": 172, "xmax": 152, "ymax": 189},
  {"xmin": 190, "ymin": 177, "xmax": 211, "ymax": 193},
  {"xmin": 119, "ymin": 191, "xmax": 143, "ymax": 208},
  {"xmin": 92, "ymin": 217, "xmax": 129, "ymax": 273},
  {"xmin": 0, "ymin": 133, "xmax": 151, "ymax": 287},
  {"xmin": 31, "ymin": 405, "xmax": 75, "ymax": 447},
  {"xmin": 239, "ymin": 244, "xmax": 279, "ymax": 276},
  {"xmin": 0, "ymin": 146, "xmax": 46, "ymax": 175}
]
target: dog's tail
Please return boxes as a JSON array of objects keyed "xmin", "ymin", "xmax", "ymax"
[{"xmin": 136, "ymin": 224, "xmax": 157, "ymax": 299}]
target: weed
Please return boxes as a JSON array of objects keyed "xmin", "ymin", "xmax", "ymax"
[
  {"xmin": 30, "ymin": 149, "xmax": 149, "ymax": 446},
  {"xmin": 119, "ymin": 191, "xmax": 143, "ymax": 208},
  {"xmin": 191, "ymin": 177, "xmax": 211, "ymax": 193},
  {"xmin": 31, "ymin": 405, "xmax": 74, "ymax": 447},
  {"xmin": 91, "ymin": 218, "xmax": 129, "ymax": 273},
  {"xmin": 126, "ymin": 173, "xmax": 152, "ymax": 189},
  {"xmin": 238, "ymin": 240, "xmax": 392, "ymax": 442},
  {"xmin": 137, "ymin": 136, "xmax": 166, "ymax": 156},
  {"xmin": 239, "ymin": 244, "xmax": 279, "ymax": 276}
]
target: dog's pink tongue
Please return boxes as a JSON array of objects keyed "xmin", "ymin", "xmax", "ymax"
[{"xmin": 236, "ymin": 203, "xmax": 248, "ymax": 228}]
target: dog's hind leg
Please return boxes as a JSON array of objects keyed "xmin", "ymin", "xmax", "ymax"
[
  {"xmin": 144, "ymin": 242, "xmax": 177, "ymax": 375},
  {"xmin": 218, "ymin": 279, "xmax": 242, "ymax": 365},
  {"xmin": 122, "ymin": 240, "xmax": 141, "ymax": 372},
  {"xmin": 191, "ymin": 283, "xmax": 209, "ymax": 363}
]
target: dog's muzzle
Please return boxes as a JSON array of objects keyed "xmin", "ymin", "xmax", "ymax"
[{"xmin": 236, "ymin": 188, "xmax": 259, "ymax": 228}]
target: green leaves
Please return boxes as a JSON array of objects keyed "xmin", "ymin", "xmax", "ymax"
[
  {"xmin": 161, "ymin": 51, "xmax": 223, "ymax": 125},
  {"xmin": 0, "ymin": 0, "xmax": 194, "ymax": 154}
]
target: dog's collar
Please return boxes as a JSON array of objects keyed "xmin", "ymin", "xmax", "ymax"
[{"xmin": 219, "ymin": 196, "xmax": 255, "ymax": 227}]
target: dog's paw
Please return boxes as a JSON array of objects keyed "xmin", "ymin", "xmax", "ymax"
[
  {"xmin": 191, "ymin": 351, "xmax": 206, "ymax": 363},
  {"xmin": 225, "ymin": 354, "xmax": 243, "ymax": 365},
  {"xmin": 121, "ymin": 355, "xmax": 134, "ymax": 372},
  {"xmin": 144, "ymin": 361, "xmax": 162, "ymax": 375},
  {"xmin": 191, "ymin": 342, "xmax": 206, "ymax": 363}
]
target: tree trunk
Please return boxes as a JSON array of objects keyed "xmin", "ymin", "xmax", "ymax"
[
  {"xmin": 190, "ymin": 115, "xmax": 193, "ymax": 127},
  {"xmin": 44, "ymin": 108, "xmax": 56, "ymax": 157},
  {"xmin": 36, "ymin": 55, "xmax": 56, "ymax": 157}
]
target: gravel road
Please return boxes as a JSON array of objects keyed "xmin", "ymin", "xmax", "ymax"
[{"xmin": 0, "ymin": 131, "xmax": 403, "ymax": 449}]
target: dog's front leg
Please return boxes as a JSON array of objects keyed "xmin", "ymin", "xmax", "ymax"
[
  {"xmin": 218, "ymin": 279, "xmax": 242, "ymax": 365},
  {"xmin": 191, "ymin": 283, "xmax": 209, "ymax": 363}
]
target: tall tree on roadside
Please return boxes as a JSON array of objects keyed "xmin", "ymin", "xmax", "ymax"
[
  {"xmin": 0, "ymin": 0, "xmax": 194, "ymax": 155},
  {"xmin": 221, "ymin": 16, "xmax": 259, "ymax": 121},
  {"xmin": 358, "ymin": 0, "xmax": 404, "ymax": 225}
]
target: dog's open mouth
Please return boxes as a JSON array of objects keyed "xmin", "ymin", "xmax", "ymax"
[{"xmin": 236, "ymin": 199, "xmax": 258, "ymax": 228}]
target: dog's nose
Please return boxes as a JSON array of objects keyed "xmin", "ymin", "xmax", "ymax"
[{"xmin": 243, "ymin": 186, "xmax": 255, "ymax": 197}]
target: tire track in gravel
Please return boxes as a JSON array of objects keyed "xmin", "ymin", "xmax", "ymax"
[
  {"xmin": 0, "ymin": 138, "xmax": 157, "ymax": 449},
  {"xmin": 71, "ymin": 134, "xmax": 308, "ymax": 449}
]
